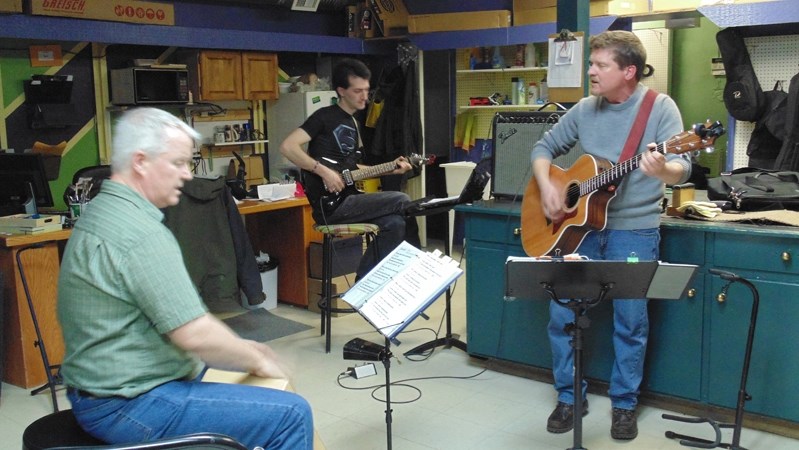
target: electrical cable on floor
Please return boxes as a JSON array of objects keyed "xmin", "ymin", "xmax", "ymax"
[{"xmin": 336, "ymin": 366, "xmax": 489, "ymax": 406}]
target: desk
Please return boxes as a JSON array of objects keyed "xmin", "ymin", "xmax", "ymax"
[
  {"xmin": 237, "ymin": 197, "xmax": 322, "ymax": 307},
  {"xmin": 1, "ymin": 229, "xmax": 71, "ymax": 388}
]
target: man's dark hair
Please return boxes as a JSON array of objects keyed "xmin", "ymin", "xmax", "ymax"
[{"xmin": 332, "ymin": 58, "xmax": 371, "ymax": 92}]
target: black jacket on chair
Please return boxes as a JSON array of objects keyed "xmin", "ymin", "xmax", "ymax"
[{"xmin": 163, "ymin": 177, "xmax": 263, "ymax": 311}]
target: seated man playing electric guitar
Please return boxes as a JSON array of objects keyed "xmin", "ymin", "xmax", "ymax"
[{"xmin": 280, "ymin": 58, "xmax": 420, "ymax": 279}]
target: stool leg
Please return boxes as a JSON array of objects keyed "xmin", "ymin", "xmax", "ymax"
[{"xmin": 323, "ymin": 234, "xmax": 334, "ymax": 353}]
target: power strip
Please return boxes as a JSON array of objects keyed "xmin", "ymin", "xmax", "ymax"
[{"xmin": 348, "ymin": 363, "xmax": 377, "ymax": 379}]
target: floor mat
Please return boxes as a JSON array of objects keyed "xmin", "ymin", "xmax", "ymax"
[{"xmin": 222, "ymin": 308, "xmax": 313, "ymax": 342}]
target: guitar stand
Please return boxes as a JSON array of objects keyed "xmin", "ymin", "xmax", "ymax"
[{"xmin": 663, "ymin": 269, "xmax": 760, "ymax": 450}]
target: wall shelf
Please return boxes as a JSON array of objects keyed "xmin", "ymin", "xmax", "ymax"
[
  {"xmin": 456, "ymin": 67, "xmax": 548, "ymax": 74},
  {"xmin": 206, "ymin": 140, "xmax": 268, "ymax": 147},
  {"xmin": 459, "ymin": 105, "xmax": 547, "ymax": 111}
]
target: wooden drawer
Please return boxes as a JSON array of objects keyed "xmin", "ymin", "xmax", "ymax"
[{"xmin": 714, "ymin": 233, "xmax": 799, "ymax": 274}]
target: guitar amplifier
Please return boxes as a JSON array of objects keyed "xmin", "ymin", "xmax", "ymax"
[{"xmin": 491, "ymin": 111, "xmax": 583, "ymax": 200}]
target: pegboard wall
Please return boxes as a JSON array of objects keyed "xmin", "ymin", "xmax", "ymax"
[{"xmin": 731, "ymin": 34, "xmax": 799, "ymax": 169}]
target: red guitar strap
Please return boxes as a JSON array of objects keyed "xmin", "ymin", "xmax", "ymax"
[{"xmin": 619, "ymin": 88, "xmax": 658, "ymax": 163}]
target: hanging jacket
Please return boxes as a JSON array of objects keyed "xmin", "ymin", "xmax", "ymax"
[{"xmin": 163, "ymin": 177, "xmax": 263, "ymax": 312}]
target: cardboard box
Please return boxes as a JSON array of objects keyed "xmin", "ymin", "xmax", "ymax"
[
  {"xmin": 309, "ymin": 236, "xmax": 363, "ymax": 279},
  {"xmin": 408, "ymin": 10, "xmax": 512, "ymax": 34},
  {"xmin": 29, "ymin": 0, "xmax": 175, "ymax": 26},
  {"xmin": 367, "ymin": 0, "xmax": 408, "ymax": 37},
  {"xmin": 307, "ymin": 276, "xmax": 354, "ymax": 317},
  {"xmin": 514, "ymin": 0, "xmax": 649, "ymax": 25},
  {"xmin": 0, "ymin": 214, "xmax": 60, "ymax": 228},
  {"xmin": 0, "ymin": 0, "xmax": 22, "ymax": 13}
]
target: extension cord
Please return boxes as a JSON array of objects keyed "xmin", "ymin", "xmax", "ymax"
[{"xmin": 348, "ymin": 363, "xmax": 377, "ymax": 379}]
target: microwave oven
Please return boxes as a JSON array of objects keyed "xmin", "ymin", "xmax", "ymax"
[{"xmin": 110, "ymin": 67, "xmax": 190, "ymax": 105}]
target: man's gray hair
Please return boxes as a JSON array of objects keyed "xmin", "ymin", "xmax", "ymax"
[{"xmin": 110, "ymin": 107, "xmax": 200, "ymax": 172}]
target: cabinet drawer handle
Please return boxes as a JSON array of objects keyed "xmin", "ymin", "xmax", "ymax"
[
  {"xmin": 716, "ymin": 292, "xmax": 726, "ymax": 303},
  {"xmin": 687, "ymin": 288, "xmax": 696, "ymax": 298},
  {"xmin": 514, "ymin": 227, "xmax": 522, "ymax": 236},
  {"xmin": 782, "ymin": 251, "xmax": 791, "ymax": 262}
]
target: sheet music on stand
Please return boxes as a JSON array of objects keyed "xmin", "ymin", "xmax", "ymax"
[{"xmin": 342, "ymin": 241, "xmax": 463, "ymax": 341}]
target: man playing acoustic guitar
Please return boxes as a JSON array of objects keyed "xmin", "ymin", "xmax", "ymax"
[
  {"xmin": 280, "ymin": 58, "xmax": 419, "ymax": 279},
  {"xmin": 531, "ymin": 31, "xmax": 692, "ymax": 440}
]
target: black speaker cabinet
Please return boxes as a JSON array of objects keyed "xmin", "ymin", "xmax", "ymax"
[{"xmin": 491, "ymin": 111, "xmax": 583, "ymax": 200}]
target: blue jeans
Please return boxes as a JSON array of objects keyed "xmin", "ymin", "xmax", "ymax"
[
  {"xmin": 311, "ymin": 191, "xmax": 420, "ymax": 279},
  {"xmin": 547, "ymin": 228, "xmax": 659, "ymax": 410},
  {"xmin": 67, "ymin": 372, "xmax": 314, "ymax": 450}
]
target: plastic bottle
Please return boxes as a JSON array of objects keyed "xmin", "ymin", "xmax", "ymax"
[
  {"xmin": 517, "ymin": 78, "xmax": 526, "ymax": 105},
  {"xmin": 540, "ymin": 76, "xmax": 549, "ymax": 103},
  {"xmin": 491, "ymin": 46, "xmax": 505, "ymax": 69},
  {"xmin": 527, "ymin": 81, "xmax": 538, "ymax": 105},
  {"xmin": 515, "ymin": 44, "xmax": 525, "ymax": 67},
  {"xmin": 524, "ymin": 43, "xmax": 536, "ymax": 68},
  {"xmin": 511, "ymin": 77, "xmax": 519, "ymax": 105}
]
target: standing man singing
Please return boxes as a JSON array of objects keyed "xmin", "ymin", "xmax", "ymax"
[
  {"xmin": 531, "ymin": 31, "xmax": 691, "ymax": 440},
  {"xmin": 280, "ymin": 58, "xmax": 419, "ymax": 279},
  {"xmin": 58, "ymin": 107, "xmax": 314, "ymax": 449}
]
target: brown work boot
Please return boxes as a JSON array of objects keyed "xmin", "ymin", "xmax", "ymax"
[
  {"xmin": 546, "ymin": 400, "xmax": 589, "ymax": 433},
  {"xmin": 611, "ymin": 407, "xmax": 638, "ymax": 440}
]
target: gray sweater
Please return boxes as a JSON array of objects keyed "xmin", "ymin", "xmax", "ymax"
[{"xmin": 531, "ymin": 84, "xmax": 691, "ymax": 230}]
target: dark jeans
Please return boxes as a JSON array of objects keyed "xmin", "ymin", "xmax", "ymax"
[{"xmin": 311, "ymin": 191, "xmax": 420, "ymax": 278}]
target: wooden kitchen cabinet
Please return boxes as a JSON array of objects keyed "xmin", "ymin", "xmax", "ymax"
[{"xmin": 198, "ymin": 50, "xmax": 278, "ymax": 101}]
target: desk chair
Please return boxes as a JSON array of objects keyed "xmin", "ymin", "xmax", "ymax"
[
  {"xmin": 22, "ymin": 409, "xmax": 247, "ymax": 450},
  {"xmin": 313, "ymin": 223, "xmax": 380, "ymax": 353}
]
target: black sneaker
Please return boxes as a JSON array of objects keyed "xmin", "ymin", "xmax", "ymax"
[
  {"xmin": 611, "ymin": 407, "xmax": 638, "ymax": 440},
  {"xmin": 546, "ymin": 400, "xmax": 589, "ymax": 433}
]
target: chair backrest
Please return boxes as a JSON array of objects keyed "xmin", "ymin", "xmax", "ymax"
[
  {"xmin": 63, "ymin": 164, "xmax": 112, "ymax": 205},
  {"xmin": 23, "ymin": 409, "xmax": 248, "ymax": 450}
]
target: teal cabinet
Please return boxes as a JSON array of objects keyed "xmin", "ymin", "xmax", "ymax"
[{"xmin": 459, "ymin": 201, "xmax": 799, "ymax": 425}]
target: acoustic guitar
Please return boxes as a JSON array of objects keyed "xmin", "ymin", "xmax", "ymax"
[
  {"xmin": 308, "ymin": 153, "xmax": 434, "ymax": 215},
  {"xmin": 521, "ymin": 120, "xmax": 725, "ymax": 257}
]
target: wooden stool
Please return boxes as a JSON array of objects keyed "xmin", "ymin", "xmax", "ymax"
[{"xmin": 313, "ymin": 223, "xmax": 380, "ymax": 353}]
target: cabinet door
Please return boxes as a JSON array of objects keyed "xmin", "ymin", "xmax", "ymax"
[
  {"xmin": 199, "ymin": 50, "xmax": 242, "ymax": 101},
  {"xmin": 242, "ymin": 52, "xmax": 278, "ymax": 101},
  {"xmin": 707, "ymin": 275, "xmax": 799, "ymax": 422}
]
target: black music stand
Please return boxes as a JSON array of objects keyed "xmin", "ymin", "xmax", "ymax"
[
  {"xmin": 403, "ymin": 165, "xmax": 490, "ymax": 356},
  {"xmin": 403, "ymin": 202, "xmax": 466, "ymax": 355},
  {"xmin": 505, "ymin": 258, "xmax": 696, "ymax": 450}
]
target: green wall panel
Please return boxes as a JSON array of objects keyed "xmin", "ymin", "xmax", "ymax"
[{"xmin": 671, "ymin": 18, "xmax": 730, "ymax": 177}]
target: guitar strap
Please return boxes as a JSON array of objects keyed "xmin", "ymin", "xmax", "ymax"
[{"xmin": 619, "ymin": 88, "xmax": 658, "ymax": 163}]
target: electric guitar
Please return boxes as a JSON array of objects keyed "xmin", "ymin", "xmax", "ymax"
[
  {"xmin": 521, "ymin": 120, "xmax": 725, "ymax": 257},
  {"xmin": 306, "ymin": 153, "xmax": 433, "ymax": 215}
]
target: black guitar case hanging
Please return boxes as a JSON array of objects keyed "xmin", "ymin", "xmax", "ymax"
[
  {"xmin": 774, "ymin": 71, "xmax": 799, "ymax": 171},
  {"xmin": 716, "ymin": 27, "xmax": 765, "ymax": 122}
]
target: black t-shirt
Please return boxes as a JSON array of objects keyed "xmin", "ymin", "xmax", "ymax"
[{"xmin": 300, "ymin": 105, "xmax": 363, "ymax": 205}]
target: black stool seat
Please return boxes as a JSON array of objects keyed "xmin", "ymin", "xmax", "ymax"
[
  {"xmin": 22, "ymin": 409, "xmax": 105, "ymax": 450},
  {"xmin": 23, "ymin": 409, "xmax": 249, "ymax": 450}
]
